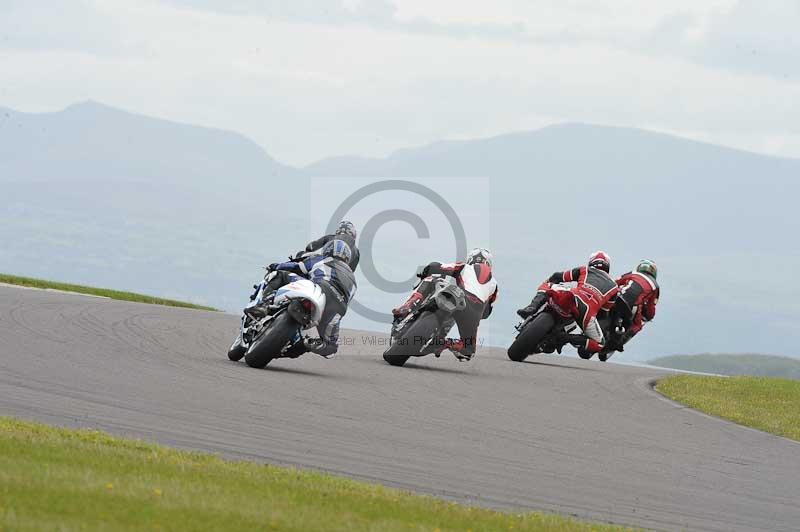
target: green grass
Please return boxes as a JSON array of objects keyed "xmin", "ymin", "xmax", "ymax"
[
  {"xmin": 655, "ymin": 375, "xmax": 800, "ymax": 441},
  {"xmin": 649, "ymin": 354, "xmax": 800, "ymax": 379},
  {"xmin": 0, "ymin": 273, "xmax": 217, "ymax": 311},
  {"xmin": 0, "ymin": 417, "xmax": 633, "ymax": 532}
]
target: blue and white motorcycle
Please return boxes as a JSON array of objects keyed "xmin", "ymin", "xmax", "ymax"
[{"xmin": 227, "ymin": 270, "xmax": 326, "ymax": 368}]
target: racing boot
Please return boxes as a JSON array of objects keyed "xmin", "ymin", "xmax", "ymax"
[
  {"xmin": 392, "ymin": 291, "xmax": 424, "ymax": 319},
  {"xmin": 282, "ymin": 340, "xmax": 307, "ymax": 359},
  {"xmin": 433, "ymin": 338, "xmax": 470, "ymax": 361},
  {"xmin": 516, "ymin": 292, "xmax": 548, "ymax": 318},
  {"xmin": 305, "ymin": 337, "xmax": 336, "ymax": 359},
  {"xmin": 566, "ymin": 334, "xmax": 603, "ymax": 354},
  {"xmin": 448, "ymin": 339, "xmax": 473, "ymax": 361}
]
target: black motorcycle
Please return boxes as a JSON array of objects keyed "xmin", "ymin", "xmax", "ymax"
[{"xmin": 383, "ymin": 274, "xmax": 467, "ymax": 367}]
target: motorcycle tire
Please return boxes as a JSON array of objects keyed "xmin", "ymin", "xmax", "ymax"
[
  {"xmin": 245, "ymin": 313, "xmax": 296, "ymax": 369},
  {"xmin": 507, "ymin": 312, "xmax": 556, "ymax": 362},
  {"xmin": 227, "ymin": 335, "xmax": 247, "ymax": 361},
  {"xmin": 383, "ymin": 312, "xmax": 440, "ymax": 367}
]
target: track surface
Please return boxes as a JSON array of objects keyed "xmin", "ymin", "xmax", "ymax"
[{"xmin": 1, "ymin": 285, "xmax": 799, "ymax": 531}]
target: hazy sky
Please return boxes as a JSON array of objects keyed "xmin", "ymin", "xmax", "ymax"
[{"xmin": 2, "ymin": 0, "xmax": 799, "ymax": 165}]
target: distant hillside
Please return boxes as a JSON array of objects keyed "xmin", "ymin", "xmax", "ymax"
[
  {"xmin": 305, "ymin": 122, "xmax": 799, "ymax": 181},
  {"xmin": 649, "ymin": 355, "xmax": 800, "ymax": 379},
  {"xmin": 0, "ymin": 100, "xmax": 293, "ymax": 184}
]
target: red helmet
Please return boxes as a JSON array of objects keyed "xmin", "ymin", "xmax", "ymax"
[{"xmin": 588, "ymin": 250, "xmax": 611, "ymax": 273}]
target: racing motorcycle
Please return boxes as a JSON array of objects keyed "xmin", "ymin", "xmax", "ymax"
[
  {"xmin": 382, "ymin": 273, "xmax": 467, "ymax": 367},
  {"xmin": 227, "ymin": 270, "xmax": 326, "ymax": 368},
  {"xmin": 507, "ymin": 284, "xmax": 580, "ymax": 362},
  {"xmin": 508, "ymin": 286, "xmax": 626, "ymax": 362}
]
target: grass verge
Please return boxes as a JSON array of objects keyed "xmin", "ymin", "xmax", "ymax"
[
  {"xmin": 655, "ymin": 375, "xmax": 800, "ymax": 441},
  {"xmin": 649, "ymin": 354, "xmax": 800, "ymax": 379},
  {"xmin": 0, "ymin": 273, "xmax": 216, "ymax": 311},
  {"xmin": 0, "ymin": 417, "xmax": 633, "ymax": 532}
]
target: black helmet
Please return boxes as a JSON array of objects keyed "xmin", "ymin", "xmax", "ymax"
[
  {"xmin": 322, "ymin": 239, "xmax": 352, "ymax": 263},
  {"xmin": 335, "ymin": 220, "xmax": 357, "ymax": 239}
]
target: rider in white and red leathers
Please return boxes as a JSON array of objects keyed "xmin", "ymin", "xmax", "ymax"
[{"xmin": 392, "ymin": 248, "xmax": 498, "ymax": 360}]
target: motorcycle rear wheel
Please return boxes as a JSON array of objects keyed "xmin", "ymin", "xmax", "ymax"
[
  {"xmin": 383, "ymin": 313, "xmax": 440, "ymax": 367},
  {"xmin": 507, "ymin": 312, "xmax": 556, "ymax": 362},
  {"xmin": 245, "ymin": 313, "xmax": 296, "ymax": 368}
]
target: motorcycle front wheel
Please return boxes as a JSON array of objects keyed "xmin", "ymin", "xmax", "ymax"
[{"xmin": 227, "ymin": 334, "xmax": 247, "ymax": 361}]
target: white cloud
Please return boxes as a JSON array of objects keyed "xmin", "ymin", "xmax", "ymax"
[
  {"xmin": 0, "ymin": 0, "xmax": 134, "ymax": 55},
  {"xmin": 1, "ymin": 0, "xmax": 799, "ymax": 165}
]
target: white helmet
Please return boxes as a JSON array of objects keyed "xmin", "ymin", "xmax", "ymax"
[{"xmin": 466, "ymin": 248, "xmax": 493, "ymax": 267}]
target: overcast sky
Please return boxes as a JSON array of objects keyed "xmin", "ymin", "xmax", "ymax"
[{"xmin": 1, "ymin": 0, "xmax": 799, "ymax": 166}]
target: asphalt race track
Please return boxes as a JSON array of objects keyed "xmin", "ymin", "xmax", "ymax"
[{"xmin": 1, "ymin": 284, "xmax": 799, "ymax": 531}]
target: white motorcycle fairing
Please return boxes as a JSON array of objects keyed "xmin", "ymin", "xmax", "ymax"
[{"xmin": 273, "ymin": 279, "xmax": 326, "ymax": 328}]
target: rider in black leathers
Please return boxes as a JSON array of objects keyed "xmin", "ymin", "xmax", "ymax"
[
  {"xmin": 300, "ymin": 220, "xmax": 360, "ymax": 271},
  {"xmin": 265, "ymin": 239, "xmax": 357, "ymax": 359}
]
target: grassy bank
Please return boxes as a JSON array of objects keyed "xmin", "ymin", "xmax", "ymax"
[
  {"xmin": 0, "ymin": 273, "xmax": 216, "ymax": 311},
  {"xmin": 655, "ymin": 375, "xmax": 800, "ymax": 441},
  {"xmin": 649, "ymin": 354, "xmax": 800, "ymax": 379},
  {"xmin": 0, "ymin": 417, "xmax": 632, "ymax": 532}
]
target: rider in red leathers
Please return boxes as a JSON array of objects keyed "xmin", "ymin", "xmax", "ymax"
[
  {"xmin": 517, "ymin": 251, "xmax": 618, "ymax": 354},
  {"xmin": 609, "ymin": 259, "xmax": 660, "ymax": 350},
  {"xmin": 392, "ymin": 248, "xmax": 498, "ymax": 361}
]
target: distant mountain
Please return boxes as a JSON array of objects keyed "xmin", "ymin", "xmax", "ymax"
[
  {"xmin": 649, "ymin": 354, "xmax": 800, "ymax": 379},
  {"xmin": 0, "ymin": 100, "xmax": 293, "ymax": 184},
  {"xmin": 305, "ymin": 122, "xmax": 799, "ymax": 180},
  {"xmin": 303, "ymin": 123, "xmax": 799, "ymax": 260},
  {"xmin": 2, "ymin": 103, "xmax": 799, "ymax": 359}
]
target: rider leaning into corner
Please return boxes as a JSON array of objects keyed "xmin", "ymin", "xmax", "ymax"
[
  {"xmin": 261, "ymin": 239, "xmax": 357, "ymax": 359},
  {"xmin": 610, "ymin": 259, "xmax": 660, "ymax": 351},
  {"xmin": 392, "ymin": 248, "xmax": 498, "ymax": 361},
  {"xmin": 299, "ymin": 220, "xmax": 361, "ymax": 272},
  {"xmin": 517, "ymin": 251, "xmax": 618, "ymax": 355}
]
